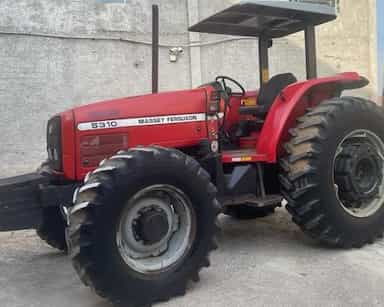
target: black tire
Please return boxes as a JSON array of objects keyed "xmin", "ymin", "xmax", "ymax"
[
  {"xmin": 279, "ymin": 97, "xmax": 384, "ymax": 248},
  {"xmin": 224, "ymin": 205, "xmax": 276, "ymax": 220},
  {"xmin": 36, "ymin": 207, "xmax": 67, "ymax": 252},
  {"xmin": 66, "ymin": 146, "xmax": 221, "ymax": 306}
]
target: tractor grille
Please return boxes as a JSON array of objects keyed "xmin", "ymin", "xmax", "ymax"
[{"xmin": 47, "ymin": 115, "xmax": 62, "ymax": 171}]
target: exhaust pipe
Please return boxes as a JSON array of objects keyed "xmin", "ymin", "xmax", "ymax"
[{"xmin": 152, "ymin": 5, "xmax": 159, "ymax": 93}]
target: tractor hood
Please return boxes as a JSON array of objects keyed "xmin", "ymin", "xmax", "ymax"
[
  {"xmin": 63, "ymin": 87, "xmax": 212, "ymax": 180},
  {"xmin": 72, "ymin": 88, "xmax": 208, "ymax": 126}
]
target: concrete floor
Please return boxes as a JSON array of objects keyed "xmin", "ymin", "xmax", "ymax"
[{"xmin": 1, "ymin": 209, "xmax": 384, "ymax": 307}]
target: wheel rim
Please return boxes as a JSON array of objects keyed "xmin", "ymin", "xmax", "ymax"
[
  {"xmin": 333, "ymin": 129, "xmax": 384, "ymax": 218},
  {"xmin": 116, "ymin": 185, "xmax": 196, "ymax": 274}
]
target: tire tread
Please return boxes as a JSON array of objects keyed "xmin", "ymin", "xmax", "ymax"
[
  {"xmin": 67, "ymin": 146, "xmax": 220, "ymax": 306},
  {"xmin": 279, "ymin": 97, "xmax": 384, "ymax": 248}
]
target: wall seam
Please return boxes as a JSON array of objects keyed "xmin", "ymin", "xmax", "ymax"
[{"xmin": 187, "ymin": 0, "xmax": 202, "ymax": 88}]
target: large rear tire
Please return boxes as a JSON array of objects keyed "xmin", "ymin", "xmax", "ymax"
[
  {"xmin": 280, "ymin": 97, "xmax": 384, "ymax": 248},
  {"xmin": 66, "ymin": 146, "xmax": 221, "ymax": 306}
]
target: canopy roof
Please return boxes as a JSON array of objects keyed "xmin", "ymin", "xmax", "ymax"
[{"xmin": 189, "ymin": 1, "xmax": 337, "ymax": 39}]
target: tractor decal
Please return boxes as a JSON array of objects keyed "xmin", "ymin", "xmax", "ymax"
[{"xmin": 77, "ymin": 113, "xmax": 207, "ymax": 131}]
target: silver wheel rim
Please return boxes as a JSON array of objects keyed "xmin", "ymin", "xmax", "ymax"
[
  {"xmin": 116, "ymin": 185, "xmax": 196, "ymax": 274},
  {"xmin": 333, "ymin": 129, "xmax": 384, "ymax": 218}
]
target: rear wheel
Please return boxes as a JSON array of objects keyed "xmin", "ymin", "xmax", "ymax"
[
  {"xmin": 66, "ymin": 146, "xmax": 221, "ymax": 306},
  {"xmin": 280, "ymin": 97, "xmax": 384, "ymax": 248}
]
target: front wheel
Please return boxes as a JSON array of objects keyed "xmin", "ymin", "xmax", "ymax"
[
  {"xmin": 66, "ymin": 147, "xmax": 221, "ymax": 306},
  {"xmin": 280, "ymin": 97, "xmax": 384, "ymax": 248}
]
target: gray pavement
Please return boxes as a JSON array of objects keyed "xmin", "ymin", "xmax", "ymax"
[{"xmin": 0, "ymin": 208, "xmax": 383, "ymax": 307}]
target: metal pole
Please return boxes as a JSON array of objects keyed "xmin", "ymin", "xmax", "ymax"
[
  {"xmin": 152, "ymin": 5, "xmax": 159, "ymax": 93},
  {"xmin": 258, "ymin": 38, "xmax": 270, "ymax": 86},
  {"xmin": 256, "ymin": 164, "xmax": 266, "ymax": 198},
  {"xmin": 305, "ymin": 25, "xmax": 317, "ymax": 80}
]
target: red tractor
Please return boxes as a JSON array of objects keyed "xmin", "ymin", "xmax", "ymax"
[{"xmin": 1, "ymin": 1, "xmax": 384, "ymax": 306}]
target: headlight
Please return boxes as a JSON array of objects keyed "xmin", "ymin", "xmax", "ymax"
[{"xmin": 47, "ymin": 116, "xmax": 62, "ymax": 171}]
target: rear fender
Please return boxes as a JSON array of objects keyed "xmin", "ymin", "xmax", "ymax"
[{"xmin": 257, "ymin": 72, "xmax": 369, "ymax": 162}]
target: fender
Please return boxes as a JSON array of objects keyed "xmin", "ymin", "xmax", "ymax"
[{"xmin": 257, "ymin": 72, "xmax": 369, "ymax": 162}]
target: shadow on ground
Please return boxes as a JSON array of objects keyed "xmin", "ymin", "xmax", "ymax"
[{"xmin": 0, "ymin": 209, "xmax": 383, "ymax": 307}]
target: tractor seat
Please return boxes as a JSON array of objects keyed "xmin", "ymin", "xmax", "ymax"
[{"xmin": 239, "ymin": 73, "xmax": 298, "ymax": 118}]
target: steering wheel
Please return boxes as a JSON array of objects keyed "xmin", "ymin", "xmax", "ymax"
[
  {"xmin": 214, "ymin": 76, "xmax": 245, "ymax": 144},
  {"xmin": 215, "ymin": 76, "xmax": 246, "ymax": 97}
]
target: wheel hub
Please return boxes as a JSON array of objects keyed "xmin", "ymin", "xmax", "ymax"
[
  {"xmin": 335, "ymin": 143, "xmax": 383, "ymax": 203},
  {"xmin": 133, "ymin": 208, "xmax": 170, "ymax": 245},
  {"xmin": 116, "ymin": 185, "xmax": 196, "ymax": 274},
  {"xmin": 333, "ymin": 130, "xmax": 384, "ymax": 218}
]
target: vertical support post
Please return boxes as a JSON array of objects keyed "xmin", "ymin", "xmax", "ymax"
[
  {"xmin": 256, "ymin": 164, "xmax": 266, "ymax": 198},
  {"xmin": 152, "ymin": 5, "xmax": 159, "ymax": 94},
  {"xmin": 305, "ymin": 25, "xmax": 317, "ymax": 80},
  {"xmin": 258, "ymin": 38, "xmax": 270, "ymax": 86}
]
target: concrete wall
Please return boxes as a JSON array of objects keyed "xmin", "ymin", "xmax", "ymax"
[{"xmin": 0, "ymin": 0, "xmax": 378, "ymax": 176}]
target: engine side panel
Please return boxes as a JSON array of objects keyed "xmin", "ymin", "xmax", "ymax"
[{"xmin": 71, "ymin": 88, "xmax": 210, "ymax": 180}]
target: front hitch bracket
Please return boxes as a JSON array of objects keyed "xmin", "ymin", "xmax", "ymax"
[{"xmin": 0, "ymin": 173, "xmax": 77, "ymax": 231}]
